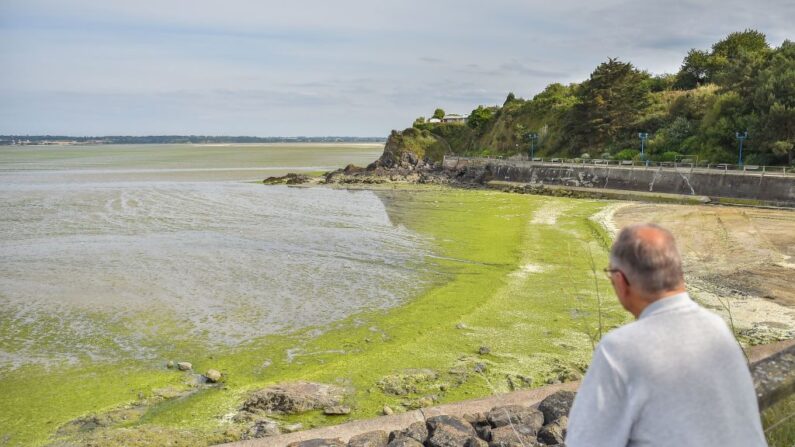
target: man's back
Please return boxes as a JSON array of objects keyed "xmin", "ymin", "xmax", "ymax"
[{"xmin": 566, "ymin": 292, "xmax": 767, "ymax": 447}]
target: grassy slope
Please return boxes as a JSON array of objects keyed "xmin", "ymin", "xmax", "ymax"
[{"xmin": 1, "ymin": 188, "xmax": 628, "ymax": 446}]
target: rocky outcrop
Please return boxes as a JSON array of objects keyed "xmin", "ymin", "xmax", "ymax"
[{"xmin": 263, "ymin": 173, "xmax": 316, "ymax": 185}]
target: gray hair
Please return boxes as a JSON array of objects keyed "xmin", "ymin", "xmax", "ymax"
[{"xmin": 610, "ymin": 223, "xmax": 684, "ymax": 294}]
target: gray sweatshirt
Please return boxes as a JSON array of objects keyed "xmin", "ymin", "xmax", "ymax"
[{"xmin": 566, "ymin": 292, "xmax": 767, "ymax": 447}]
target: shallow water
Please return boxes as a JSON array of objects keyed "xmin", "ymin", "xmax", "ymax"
[{"xmin": 0, "ymin": 144, "xmax": 434, "ymax": 368}]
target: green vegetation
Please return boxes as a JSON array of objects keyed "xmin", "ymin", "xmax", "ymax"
[
  {"xmin": 762, "ymin": 393, "xmax": 795, "ymax": 447},
  {"xmin": 408, "ymin": 30, "xmax": 794, "ymax": 165},
  {"xmin": 0, "ymin": 189, "xmax": 628, "ymax": 446}
]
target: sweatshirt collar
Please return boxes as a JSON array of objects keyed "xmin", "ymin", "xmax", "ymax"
[{"xmin": 639, "ymin": 291, "xmax": 693, "ymax": 320}]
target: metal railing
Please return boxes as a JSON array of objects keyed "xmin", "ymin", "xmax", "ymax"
[{"xmin": 444, "ymin": 156, "xmax": 793, "ymax": 177}]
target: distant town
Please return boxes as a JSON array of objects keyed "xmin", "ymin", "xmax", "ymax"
[{"xmin": 0, "ymin": 135, "xmax": 387, "ymax": 146}]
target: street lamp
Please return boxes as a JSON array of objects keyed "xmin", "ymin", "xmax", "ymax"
[
  {"xmin": 735, "ymin": 131, "xmax": 748, "ymax": 166},
  {"xmin": 638, "ymin": 132, "xmax": 649, "ymax": 161},
  {"xmin": 527, "ymin": 132, "xmax": 539, "ymax": 161}
]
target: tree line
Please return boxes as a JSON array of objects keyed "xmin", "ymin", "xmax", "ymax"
[{"xmin": 415, "ymin": 30, "xmax": 794, "ymax": 165}]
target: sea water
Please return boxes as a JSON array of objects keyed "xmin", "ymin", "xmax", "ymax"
[{"xmin": 0, "ymin": 144, "xmax": 432, "ymax": 368}]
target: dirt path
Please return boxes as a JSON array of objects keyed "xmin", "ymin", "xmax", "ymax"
[{"xmin": 613, "ymin": 203, "xmax": 795, "ymax": 343}]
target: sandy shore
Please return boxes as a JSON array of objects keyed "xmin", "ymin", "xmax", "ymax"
[{"xmin": 612, "ymin": 203, "xmax": 795, "ymax": 344}]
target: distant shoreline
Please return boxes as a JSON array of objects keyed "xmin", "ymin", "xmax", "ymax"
[{"xmin": 0, "ymin": 136, "xmax": 387, "ymax": 146}]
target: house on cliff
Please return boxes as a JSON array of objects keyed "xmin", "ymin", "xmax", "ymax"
[{"xmin": 442, "ymin": 114, "xmax": 468, "ymax": 123}]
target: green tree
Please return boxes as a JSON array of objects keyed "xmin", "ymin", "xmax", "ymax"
[
  {"xmin": 433, "ymin": 108, "xmax": 445, "ymax": 119},
  {"xmin": 711, "ymin": 29, "xmax": 769, "ymax": 60},
  {"xmin": 675, "ymin": 49, "xmax": 713, "ymax": 89},
  {"xmin": 750, "ymin": 40, "xmax": 795, "ymax": 164},
  {"xmin": 567, "ymin": 58, "xmax": 651, "ymax": 150},
  {"xmin": 467, "ymin": 105, "xmax": 496, "ymax": 131},
  {"xmin": 504, "ymin": 92, "xmax": 517, "ymax": 106}
]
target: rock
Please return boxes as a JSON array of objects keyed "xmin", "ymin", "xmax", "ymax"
[
  {"xmin": 177, "ymin": 362, "xmax": 192, "ymax": 371},
  {"xmin": 464, "ymin": 437, "xmax": 489, "ymax": 447},
  {"xmin": 537, "ymin": 391, "xmax": 576, "ymax": 424},
  {"xmin": 416, "ymin": 396, "xmax": 434, "ymax": 408},
  {"xmin": 348, "ymin": 430, "xmax": 389, "ymax": 447},
  {"xmin": 287, "ymin": 438, "xmax": 346, "ymax": 447},
  {"xmin": 382, "ymin": 405, "xmax": 394, "ymax": 415},
  {"xmin": 377, "ymin": 369, "xmax": 439, "ymax": 395},
  {"xmin": 264, "ymin": 173, "xmax": 311, "ymax": 185},
  {"xmin": 456, "ymin": 323, "xmax": 467, "ymax": 329},
  {"xmin": 537, "ymin": 416, "xmax": 567, "ymax": 445},
  {"xmin": 166, "ymin": 361, "xmax": 175, "ymax": 369},
  {"xmin": 343, "ymin": 164, "xmax": 366, "ymax": 175},
  {"xmin": 478, "ymin": 346, "xmax": 491, "ymax": 355},
  {"xmin": 426, "ymin": 415, "xmax": 477, "ymax": 447},
  {"xmin": 243, "ymin": 382, "xmax": 347, "ymax": 414},
  {"xmin": 487, "ymin": 405, "xmax": 544, "ymax": 431},
  {"xmin": 283, "ymin": 423, "xmax": 304, "ymax": 433},
  {"xmin": 324, "ymin": 405, "xmax": 351, "ymax": 415},
  {"xmin": 204, "ymin": 369, "xmax": 222, "ymax": 383},
  {"xmin": 463, "ymin": 412, "xmax": 489, "ymax": 427},
  {"xmin": 386, "ymin": 438, "xmax": 424, "ymax": 447},
  {"xmin": 489, "ymin": 424, "xmax": 538, "ymax": 447},
  {"xmin": 242, "ymin": 419, "xmax": 280, "ymax": 439},
  {"xmin": 475, "ymin": 424, "xmax": 492, "ymax": 442},
  {"xmin": 474, "ymin": 363, "xmax": 487, "ymax": 373},
  {"xmin": 389, "ymin": 421, "xmax": 428, "ymax": 444}
]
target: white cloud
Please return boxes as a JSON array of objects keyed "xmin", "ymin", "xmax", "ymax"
[{"xmin": 0, "ymin": 0, "xmax": 792, "ymax": 135}]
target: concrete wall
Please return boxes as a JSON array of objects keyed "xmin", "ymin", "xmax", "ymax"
[{"xmin": 444, "ymin": 157, "xmax": 795, "ymax": 206}]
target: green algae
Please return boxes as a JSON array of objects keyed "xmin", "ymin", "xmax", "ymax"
[{"xmin": 0, "ymin": 187, "xmax": 631, "ymax": 446}]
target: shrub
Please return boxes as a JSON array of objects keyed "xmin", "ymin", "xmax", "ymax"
[
  {"xmin": 659, "ymin": 151, "xmax": 682, "ymax": 162},
  {"xmin": 614, "ymin": 149, "xmax": 640, "ymax": 160}
]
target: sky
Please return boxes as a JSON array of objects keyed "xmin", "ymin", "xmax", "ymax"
[{"xmin": 0, "ymin": 0, "xmax": 792, "ymax": 137}]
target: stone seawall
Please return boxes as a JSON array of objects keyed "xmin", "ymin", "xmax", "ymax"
[{"xmin": 443, "ymin": 157, "xmax": 795, "ymax": 206}]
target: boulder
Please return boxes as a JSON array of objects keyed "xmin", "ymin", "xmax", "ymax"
[
  {"xmin": 382, "ymin": 405, "xmax": 394, "ymax": 416},
  {"xmin": 177, "ymin": 362, "xmax": 192, "ymax": 371},
  {"xmin": 287, "ymin": 439, "xmax": 346, "ymax": 447},
  {"xmin": 348, "ymin": 430, "xmax": 389, "ymax": 447},
  {"xmin": 489, "ymin": 424, "xmax": 538, "ymax": 447},
  {"xmin": 465, "ymin": 437, "xmax": 489, "ymax": 447},
  {"xmin": 537, "ymin": 391, "xmax": 576, "ymax": 424},
  {"xmin": 487, "ymin": 405, "xmax": 543, "ymax": 431},
  {"xmin": 389, "ymin": 421, "xmax": 428, "ymax": 444},
  {"xmin": 537, "ymin": 416, "xmax": 567, "ymax": 445},
  {"xmin": 426, "ymin": 415, "xmax": 477, "ymax": 447},
  {"xmin": 283, "ymin": 423, "xmax": 304, "ymax": 433},
  {"xmin": 242, "ymin": 419, "xmax": 280, "ymax": 439},
  {"xmin": 478, "ymin": 346, "xmax": 491, "ymax": 355},
  {"xmin": 205, "ymin": 369, "xmax": 222, "ymax": 383},
  {"xmin": 386, "ymin": 438, "xmax": 424, "ymax": 447},
  {"xmin": 324, "ymin": 405, "xmax": 352, "ymax": 415},
  {"xmin": 243, "ymin": 382, "xmax": 347, "ymax": 414}
]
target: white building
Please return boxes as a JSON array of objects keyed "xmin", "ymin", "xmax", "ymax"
[{"xmin": 441, "ymin": 114, "xmax": 468, "ymax": 123}]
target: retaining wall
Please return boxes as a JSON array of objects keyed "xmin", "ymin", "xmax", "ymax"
[{"xmin": 444, "ymin": 157, "xmax": 795, "ymax": 206}]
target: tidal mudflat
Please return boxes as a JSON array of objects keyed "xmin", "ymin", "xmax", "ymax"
[{"xmin": 5, "ymin": 144, "xmax": 788, "ymax": 446}]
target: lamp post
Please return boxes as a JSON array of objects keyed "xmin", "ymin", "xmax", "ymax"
[
  {"xmin": 638, "ymin": 132, "xmax": 649, "ymax": 161},
  {"xmin": 735, "ymin": 131, "xmax": 748, "ymax": 167},
  {"xmin": 527, "ymin": 132, "xmax": 538, "ymax": 161}
]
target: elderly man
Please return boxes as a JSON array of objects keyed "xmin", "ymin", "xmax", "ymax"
[{"xmin": 566, "ymin": 224, "xmax": 767, "ymax": 446}]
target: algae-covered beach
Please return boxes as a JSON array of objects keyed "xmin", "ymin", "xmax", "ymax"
[{"xmin": 0, "ymin": 144, "xmax": 633, "ymax": 446}]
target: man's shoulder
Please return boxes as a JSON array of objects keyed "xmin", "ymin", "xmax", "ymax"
[{"xmin": 597, "ymin": 302, "xmax": 737, "ymax": 361}]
